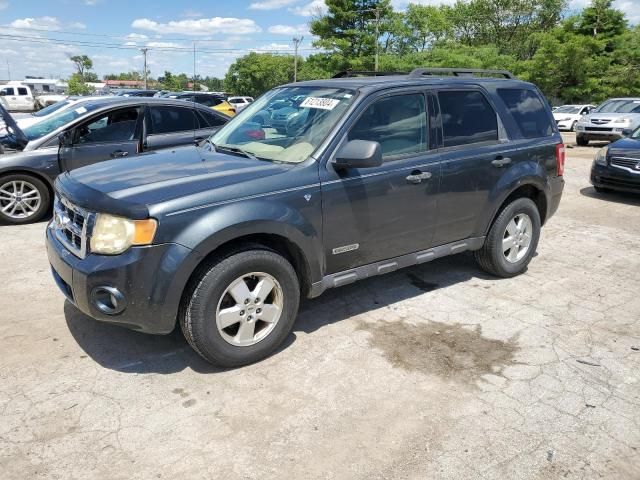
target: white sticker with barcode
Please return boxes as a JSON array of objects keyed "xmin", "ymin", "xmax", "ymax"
[
  {"xmin": 75, "ymin": 106, "xmax": 87, "ymax": 114},
  {"xmin": 300, "ymin": 97, "xmax": 340, "ymax": 110}
]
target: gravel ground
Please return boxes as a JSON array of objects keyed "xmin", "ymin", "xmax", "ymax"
[{"xmin": 1, "ymin": 133, "xmax": 639, "ymax": 479}]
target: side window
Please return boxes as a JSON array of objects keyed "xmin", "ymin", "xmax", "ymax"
[
  {"xmin": 197, "ymin": 110, "xmax": 226, "ymax": 128},
  {"xmin": 17, "ymin": 87, "xmax": 28, "ymax": 96},
  {"xmin": 2, "ymin": 87, "xmax": 14, "ymax": 96},
  {"xmin": 497, "ymin": 88, "xmax": 554, "ymax": 139},
  {"xmin": 76, "ymin": 107, "xmax": 139, "ymax": 144},
  {"xmin": 149, "ymin": 106, "xmax": 198, "ymax": 134},
  {"xmin": 348, "ymin": 93, "xmax": 427, "ymax": 160},
  {"xmin": 438, "ymin": 90, "xmax": 498, "ymax": 147}
]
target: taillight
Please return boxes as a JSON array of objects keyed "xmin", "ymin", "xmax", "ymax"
[{"xmin": 556, "ymin": 143, "xmax": 565, "ymax": 176}]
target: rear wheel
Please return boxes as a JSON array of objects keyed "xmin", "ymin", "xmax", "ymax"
[
  {"xmin": 475, "ymin": 198, "xmax": 541, "ymax": 278},
  {"xmin": 576, "ymin": 134, "xmax": 589, "ymax": 146},
  {"xmin": 180, "ymin": 247, "xmax": 300, "ymax": 367},
  {"xmin": 0, "ymin": 174, "xmax": 51, "ymax": 224}
]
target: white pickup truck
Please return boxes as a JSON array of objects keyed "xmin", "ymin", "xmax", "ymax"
[{"xmin": 0, "ymin": 84, "xmax": 36, "ymax": 111}]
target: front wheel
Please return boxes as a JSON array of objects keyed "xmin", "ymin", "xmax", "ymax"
[
  {"xmin": 475, "ymin": 198, "xmax": 541, "ymax": 278},
  {"xmin": 576, "ymin": 134, "xmax": 589, "ymax": 146},
  {"xmin": 180, "ymin": 248, "xmax": 300, "ymax": 367},
  {"xmin": 0, "ymin": 174, "xmax": 51, "ymax": 224}
]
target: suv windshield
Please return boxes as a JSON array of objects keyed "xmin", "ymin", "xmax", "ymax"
[
  {"xmin": 210, "ymin": 86, "xmax": 356, "ymax": 163},
  {"xmin": 22, "ymin": 102, "xmax": 103, "ymax": 141},
  {"xmin": 594, "ymin": 99, "xmax": 640, "ymax": 114},
  {"xmin": 554, "ymin": 106, "xmax": 580, "ymax": 114}
]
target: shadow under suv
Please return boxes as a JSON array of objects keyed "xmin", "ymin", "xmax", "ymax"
[{"xmin": 47, "ymin": 68, "xmax": 565, "ymax": 367}]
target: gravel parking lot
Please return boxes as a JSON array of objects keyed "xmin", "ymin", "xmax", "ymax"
[{"xmin": 1, "ymin": 133, "xmax": 639, "ymax": 479}]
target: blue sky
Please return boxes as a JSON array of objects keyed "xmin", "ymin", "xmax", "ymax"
[{"xmin": 0, "ymin": 0, "xmax": 638, "ymax": 81}]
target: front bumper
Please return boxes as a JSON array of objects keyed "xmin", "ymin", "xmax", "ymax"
[
  {"xmin": 576, "ymin": 126, "xmax": 627, "ymax": 141},
  {"xmin": 46, "ymin": 226, "xmax": 194, "ymax": 334},
  {"xmin": 556, "ymin": 120, "xmax": 575, "ymax": 131},
  {"xmin": 590, "ymin": 162, "xmax": 640, "ymax": 193}
]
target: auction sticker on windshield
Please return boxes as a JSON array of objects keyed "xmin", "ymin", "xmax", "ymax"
[{"xmin": 300, "ymin": 97, "xmax": 340, "ymax": 110}]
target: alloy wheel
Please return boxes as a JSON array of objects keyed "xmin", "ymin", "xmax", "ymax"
[
  {"xmin": 215, "ymin": 272, "xmax": 284, "ymax": 347},
  {"xmin": 502, "ymin": 213, "xmax": 533, "ymax": 263},
  {"xmin": 0, "ymin": 180, "xmax": 42, "ymax": 219}
]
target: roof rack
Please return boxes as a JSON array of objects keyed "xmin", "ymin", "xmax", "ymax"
[
  {"xmin": 408, "ymin": 68, "xmax": 515, "ymax": 79},
  {"xmin": 332, "ymin": 70, "xmax": 407, "ymax": 78}
]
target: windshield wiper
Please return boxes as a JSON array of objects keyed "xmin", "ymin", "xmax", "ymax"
[{"xmin": 216, "ymin": 144, "xmax": 259, "ymax": 161}]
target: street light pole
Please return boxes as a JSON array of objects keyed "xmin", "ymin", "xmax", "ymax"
[
  {"xmin": 374, "ymin": 8, "xmax": 380, "ymax": 72},
  {"xmin": 140, "ymin": 48, "xmax": 148, "ymax": 89},
  {"xmin": 292, "ymin": 36, "xmax": 303, "ymax": 82}
]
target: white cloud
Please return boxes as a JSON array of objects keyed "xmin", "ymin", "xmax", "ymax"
[
  {"xmin": 615, "ymin": 0, "xmax": 640, "ymax": 24},
  {"xmin": 0, "ymin": 2, "xmax": 9, "ymax": 11},
  {"xmin": 123, "ymin": 41, "xmax": 138, "ymax": 46},
  {"xmin": 69, "ymin": 22, "xmax": 86, "ymax": 29},
  {"xmin": 249, "ymin": 0, "xmax": 298, "ymax": 10},
  {"xmin": 9, "ymin": 16, "xmax": 62, "ymax": 30},
  {"xmin": 268, "ymin": 24, "xmax": 309, "ymax": 35},
  {"xmin": 125, "ymin": 33, "xmax": 148, "ymax": 41},
  {"xmin": 290, "ymin": 0, "xmax": 326, "ymax": 17},
  {"xmin": 253, "ymin": 43, "xmax": 292, "ymax": 52},
  {"xmin": 84, "ymin": 0, "xmax": 101, "ymax": 5},
  {"xmin": 131, "ymin": 17, "xmax": 261, "ymax": 36},
  {"xmin": 146, "ymin": 41, "xmax": 182, "ymax": 49}
]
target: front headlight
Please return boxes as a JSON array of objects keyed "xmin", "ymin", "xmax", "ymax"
[
  {"xmin": 595, "ymin": 147, "xmax": 608, "ymax": 166},
  {"xmin": 90, "ymin": 214, "xmax": 157, "ymax": 255},
  {"xmin": 559, "ymin": 117, "xmax": 571, "ymax": 122},
  {"xmin": 617, "ymin": 117, "xmax": 633, "ymax": 125}
]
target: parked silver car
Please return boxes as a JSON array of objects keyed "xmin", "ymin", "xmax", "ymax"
[{"xmin": 575, "ymin": 98, "xmax": 640, "ymax": 146}]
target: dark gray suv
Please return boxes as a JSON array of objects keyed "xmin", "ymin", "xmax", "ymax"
[{"xmin": 46, "ymin": 68, "xmax": 565, "ymax": 367}]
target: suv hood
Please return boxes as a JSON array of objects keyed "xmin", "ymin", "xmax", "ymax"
[
  {"xmin": 56, "ymin": 145, "xmax": 292, "ymax": 218},
  {"xmin": 582, "ymin": 112, "xmax": 640, "ymax": 123},
  {"xmin": 0, "ymin": 102, "xmax": 28, "ymax": 151}
]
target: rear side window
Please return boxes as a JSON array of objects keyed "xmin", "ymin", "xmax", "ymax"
[
  {"xmin": 348, "ymin": 93, "xmax": 427, "ymax": 160},
  {"xmin": 2, "ymin": 87, "xmax": 14, "ymax": 95},
  {"xmin": 497, "ymin": 88, "xmax": 554, "ymax": 138},
  {"xmin": 438, "ymin": 91, "xmax": 498, "ymax": 147},
  {"xmin": 149, "ymin": 106, "xmax": 198, "ymax": 134},
  {"xmin": 197, "ymin": 109, "xmax": 226, "ymax": 127}
]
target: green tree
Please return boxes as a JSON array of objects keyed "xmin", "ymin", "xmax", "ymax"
[
  {"xmin": 67, "ymin": 73, "xmax": 93, "ymax": 95},
  {"xmin": 224, "ymin": 53, "xmax": 299, "ymax": 97},
  {"xmin": 576, "ymin": 0, "xmax": 627, "ymax": 38},
  {"xmin": 69, "ymin": 55, "xmax": 93, "ymax": 79}
]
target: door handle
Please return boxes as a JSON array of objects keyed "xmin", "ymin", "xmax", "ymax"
[
  {"xmin": 111, "ymin": 150, "xmax": 129, "ymax": 158},
  {"xmin": 491, "ymin": 156, "xmax": 512, "ymax": 168},
  {"xmin": 406, "ymin": 171, "xmax": 432, "ymax": 184}
]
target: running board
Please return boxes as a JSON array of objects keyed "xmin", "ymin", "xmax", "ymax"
[{"xmin": 308, "ymin": 237, "xmax": 485, "ymax": 298}]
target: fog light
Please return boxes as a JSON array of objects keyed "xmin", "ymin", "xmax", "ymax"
[{"xmin": 91, "ymin": 286, "xmax": 126, "ymax": 315}]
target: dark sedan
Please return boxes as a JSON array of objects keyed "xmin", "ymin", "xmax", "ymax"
[
  {"xmin": 0, "ymin": 97, "xmax": 229, "ymax": 224},
  {"xmin": 591, "ymin": 128, "xmax": 640, "ymax": 194}
]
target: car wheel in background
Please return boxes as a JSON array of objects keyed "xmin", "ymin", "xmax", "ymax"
[
  {"xmin": 474, "ymin": 197, "xmax": 541, "ymax": 278},
  {"xmin": 576, "ymin": 134, "xmax": 589, "ymax": 146},
  {"xmin": 0, "ymin": 174, "xmax": 51, "ymax": 225},
  {"xmin": 180, "ymin": 246, "xmax": 300, "ymax": 367}
]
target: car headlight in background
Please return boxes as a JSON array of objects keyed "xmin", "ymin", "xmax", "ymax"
[
  {"xmin": 617, "ymin": 117, "xmax": 633, "ymax": 125},
  {"xmin": 90, "ymin": 214, "xmax": 157, "ymax": 255},
  {"xmin": 558, "ymin": 117, "xmax": 571, "ymax": 122},
  {"xmin": 595, "ymin": 147, "xmax": 608, "ymax": 166}
]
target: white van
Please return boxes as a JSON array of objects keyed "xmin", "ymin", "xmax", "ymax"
[{"xmin": 0, "ymin": 85, "xmax": 36, "ymax": 111}]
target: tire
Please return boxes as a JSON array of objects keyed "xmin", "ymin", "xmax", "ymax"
[
  {"xmin": 576, "ymin": 134, "xmax": 589, "ymax": 146},
  {"xmin": 180, "ymin": 247, "xmax": 300, "ymax": 367},
  {"xmin": 0, "ymin": 173, "xmax": 51, "ymax": 225},
  {"xmin": 474, "ymin": 197, "xmax": 541, "ymax": 278}
]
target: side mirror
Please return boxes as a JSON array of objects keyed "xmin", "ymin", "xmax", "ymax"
[
  {"xmin": 58, "ymin": 131, "xmax": 73, "ymax": 147},
  {"xmin": 0, "ymin": 91, "xmax": 5, "ymax": 96},
  {"xmin": 333, "ymin": 140, "xmax": 383, "ymax": 170}
]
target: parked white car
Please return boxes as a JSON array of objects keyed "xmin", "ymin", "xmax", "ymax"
[
  {"xmin": 576, "ymin": 98, "xmax": 640, "ymax": 146},
  {"xmin": 228, "ymin": 96, "xmax": 254, "ymax": 113},
  {"xmin": 553, "ymin": 104, "xmax": 595, "ymax": 131},
  {"xmin": 0, "ymin": 84, "xmax": 36, "ymax": 111}
]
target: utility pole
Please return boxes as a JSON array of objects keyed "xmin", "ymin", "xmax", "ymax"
[
  {"xmin": 6, "ymin": 60, "xmax": 10, "ymax": 81},
  {"xmin": 374, "ymin": 8, "xmax": 380, "ymax": 72},
  {"xmin": 292, "ymin": 36, "xmax": 303, "ymax": 82},
  {"xmin": 140, "ymin": 48, "xmax": 148, "ymax": 89}
]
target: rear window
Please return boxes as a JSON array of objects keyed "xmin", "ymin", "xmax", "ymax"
[
  {"xmin": 438, "ymin": 90, "xmax": 498, "ymax": 147},
  {"xmin": 498, "ymin": 88, "xmax": 554, "ymax": 138}
]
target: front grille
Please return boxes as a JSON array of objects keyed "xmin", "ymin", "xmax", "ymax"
[
  {"xmin": 611, "ymin": 157, "xmax": 640, "ymax": 173},
  {"xmin": 591, "ymin": 118, "xmax": 611, "ymax": 125},
  {"xmin": 51, "ymin": 195, "xmax": 93, "ymax": 258}
]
